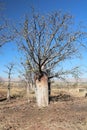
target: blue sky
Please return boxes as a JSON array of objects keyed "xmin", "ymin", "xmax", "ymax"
[{"xmin": 0, "ymin": 0, "xmax": 87, "ymax": 79}]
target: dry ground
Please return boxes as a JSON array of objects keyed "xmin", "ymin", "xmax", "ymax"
[{"xmin": 0, "ymin": 85, "xmax": 87, "ymax": 130}]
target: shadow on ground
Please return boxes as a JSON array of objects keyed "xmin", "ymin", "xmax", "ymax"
[{"xmin": 49, "ymin": 93, "xmax": 73, "ymax": 102}]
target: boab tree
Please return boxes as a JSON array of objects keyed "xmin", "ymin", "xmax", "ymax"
[
  {"xmin": 5, "ymin": 63, "xmax": 14, "ymax": 101},
  {"xmin": 17, "ymin": 11, "xmax": 86, "ymax": 107}
]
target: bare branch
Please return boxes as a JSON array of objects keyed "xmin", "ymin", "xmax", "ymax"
[{"xmin": 16, "ymin": 11, "xmax": 87, "ymax": 79}]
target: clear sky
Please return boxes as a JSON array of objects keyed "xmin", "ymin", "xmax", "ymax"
[{"xmin": 0, "ymin": 0, "xmax": 87, "ymax": 79}]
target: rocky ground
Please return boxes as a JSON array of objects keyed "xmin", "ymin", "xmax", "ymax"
[{"xmin": 0, "ymin": 93, "xmax": 87, "ymax": 130}]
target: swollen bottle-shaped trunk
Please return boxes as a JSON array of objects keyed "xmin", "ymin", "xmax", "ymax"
[{"xmin": 35, "ymin": 73, "xmax": 49, "ymax": 107}]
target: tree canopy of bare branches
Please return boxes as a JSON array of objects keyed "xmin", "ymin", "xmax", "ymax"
[
  {"xmin": 0, "ymin": 2, "xmax": 16, "ymax": 47},
  {"xmin": 17, "ymin": 11, "xmax": 86, "ymax": 80},
  {"xmin": 0, "ymin": 17, "xmax": 17, "ymax": 47}
]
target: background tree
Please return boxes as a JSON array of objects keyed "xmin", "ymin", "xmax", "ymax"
[
  {"xmin": 19, "ymin": 61, "xmax": 34, "ymax": 102},
  {"xmin": 16, "ymin": 11, "xmax": 86, "ymax": 107},
  {"xmin": 0, "ymin": 17, "xmax": 17, "ymax": 47},
  {"xmin": 5, "ymin": 63, "xmax": 14, "ymax": 101},
  {"xmin": 0, "ymin": 2, "xmax": 16, "ymax": 47}
]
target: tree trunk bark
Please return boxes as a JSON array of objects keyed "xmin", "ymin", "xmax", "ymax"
[
  {"xmin": 7, "ymin": 84, "xmax": 10, "ymax": 101},
  {"xmin": 26, "ymin": 82, "xmax": 30, "ymax": 103},
  {"xmin": 48, "ymin": 81, "xmax": 51, "ymax": 102},
  {"xmin": 35, "ymin": 73, "xmax": 49, "ymax": 107}
]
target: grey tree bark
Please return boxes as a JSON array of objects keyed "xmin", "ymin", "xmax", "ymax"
[
  {"xmin": 35, "ymin": 73, "xmax": 49, "ymax": 107},
  {"xmin": 7, "ymin": 84, "xmax": 10, "ymax": 100}
]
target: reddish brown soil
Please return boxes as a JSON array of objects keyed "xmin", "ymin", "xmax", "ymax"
[{"xmin": 0, "ymin": 94, "xmax": 87, "ymax": 130}]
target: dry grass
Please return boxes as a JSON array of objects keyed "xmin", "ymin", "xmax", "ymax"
[
  {"xmin": 0, "ymin": 83, "xmax": 35, "ymax": 101},
  {"xmin": 0, "ymin": 82, "xmax": 87, "ymax": 130},
  {"xmin": 0, "ymin": 81, "xmax": 87, "ymax": 100},
  {"xmin": 51, "ymin": 82, "xmax": 87, "ymax": 98}
]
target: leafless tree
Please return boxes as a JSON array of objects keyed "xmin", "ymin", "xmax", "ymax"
[
  {"xmin": 0, "ymin": 17, "xmax": 17, "ymax": 47},
  {"xmin": 19, "ymin": 62, "xmax": 34, "ymax": 102},
  {"xmin": 0, "ymin": 2, "xmax": 16, "ymax": 47},
  {"xmin": 16, "ymin": 11, "xmax": 86, "ymax": 107},
  {"xmin": 5, "ymin": 63, "xmax": 14, "ymax": 100}
]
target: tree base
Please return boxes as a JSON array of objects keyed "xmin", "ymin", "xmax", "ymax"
[{"xmin": 35, "ymin": 73, "xmax": 49, "ymax": 107}]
